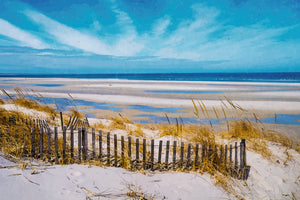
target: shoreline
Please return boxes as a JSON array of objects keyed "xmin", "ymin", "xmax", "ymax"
[{"xmin": 1, "ymin": 77, "xmax": 300, "ymax": 126}]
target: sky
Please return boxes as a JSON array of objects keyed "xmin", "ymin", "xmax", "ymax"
[{"xmin": 0, "ymin": 0, "xmax": 299, "ymax": 74}]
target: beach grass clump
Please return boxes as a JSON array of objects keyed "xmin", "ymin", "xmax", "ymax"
[
  {"xmin": 14, "ymin": 96, "xmax": 56, "ymax": 115},
  {"xmin": 109, "ymin": 114, "xmax": 131, "ymax": 130},
  {"xmin": 128, "ymin": 123, "xmax": 145, "ymax": 137},
  {"xmin": 0, "ymin": 88, "xmax": 56, "ymax": 116},
  {"xmin": 159, "ymin": 124, "xmax": 181, "ymax": 137},
  {"xmin": 187, "ymin": 125, "xmax": 216, "ymax": 146}
]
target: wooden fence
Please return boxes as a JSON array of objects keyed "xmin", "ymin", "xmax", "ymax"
[{"xmin": 0, "ymin": 122, "xmax": 249, "ymax": 179}]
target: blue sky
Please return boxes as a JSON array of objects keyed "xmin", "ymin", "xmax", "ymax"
[{"xmin": 0, "ymin": 0, "xmax": 299, "ymax": 74}]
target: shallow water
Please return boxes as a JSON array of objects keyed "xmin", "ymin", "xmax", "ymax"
[
  {"xmin": 127, "ymin": 105, "xmax": 185, "ymax": 113},
  {"xmin": 29, "ymin": 84, "xmax": 65, "ymax": 87}
]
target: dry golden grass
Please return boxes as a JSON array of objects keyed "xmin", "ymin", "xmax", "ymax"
[
  {"xmin": 127, "ymin": 123, "xmax": 145, "ymax": 137},
  {"xmin": 108, "ymin": 114, "xmax": 131, "ymax": 130}
]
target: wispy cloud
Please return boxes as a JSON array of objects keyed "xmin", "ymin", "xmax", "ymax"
[
  {"xmin": 23, "ymin": 9, "xmax": 143, "ymax": 56},
  {"xmin": 151, "ymin": 16, "xmax": 170, "ymax": 37},
  {"xmin": 0, "ymin": 18, "xmax": 49, "ymax": 49},
  {"xmin": 152, "ymin": 4, "xmax": 299, "ymax": 64}
]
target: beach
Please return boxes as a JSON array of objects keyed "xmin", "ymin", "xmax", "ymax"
[{"xmin": 1, "ymin": 77, "xmax": 300, "ymax": 118}]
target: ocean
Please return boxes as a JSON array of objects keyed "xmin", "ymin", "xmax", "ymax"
[{"xmin": 1, "ymin": 72, "xmax": 300, "ymax": 83}]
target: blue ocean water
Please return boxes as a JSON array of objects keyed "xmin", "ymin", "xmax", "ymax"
[{"xmin": 1, "ymin": 72, "xmax": 300, "ymax": 83}]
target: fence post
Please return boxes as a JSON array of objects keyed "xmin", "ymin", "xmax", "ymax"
[
  {"xmin": 165, "ymin": 140, "xmax": 170, "ymax": 169},
  {"xmin": 128, "ymin": 136, "xmax": 132, "ymax": 167},
  {"xmin": 47, "ymin": 127, "xmax": 51, "ymax": 160},
  {"xmin": 194, "ymin": 144, "xmax": 199, "ymax": 168},
  {"xmin": 202, "ymin": 144, "xmax": 206, "ymax": 163},
  {"xmin": 78, "ymin": 127, "xmax": 82, "ymax": 163},
  {"xmin": 82, "ymin": 128, "xmax": 86, "ymax": 161},
  {"xmin": 208, "ymin": 145, "xmax": 213, "ymax": 161},
  {"xmin": 114, "ymin": 134, "xmax": 118, "ymax": 167},
  {"xmin": 224, "ymin": 144, "xmax": 228, "ymax": 165},
  {"xmin": 135, "ymin": 138, "xmax": 139, "ymax": 167},
  {"xmin": 70, "ymin": 125, "xmax": 74, "ymax": 159},
  {"xmin": 158, "ymin": 140, "xmax": 162, "ymax": 166},
  {"xmin": 173, "ymin": 141, "xmax": 177, "ymax": 169},
  {"xmin": 240, "ymin": 139, "xmax": 246, "ymax": 179},
  {"xmin": 186, "ymin": 143, "xmax": 191, "ymax": 169},
  {"xmin": 54, "ymin": 127, "xmax": 58, "ymax": 163},
  {"xmin": 39, "ymin": 128, "xmax": 43, "ymax": 156},
  {"xmin": 99, "ymin": 130, "xmax": 102, "ymax": 160},
  {"xmin": 31, "ymin": 127, "xmax": 35, "ymax": 157},
  {"xmin": 143, "ymin": 138, "xmax": 146, "ymax": 170},
  {"xmin": 121, "ymin": 136, "xmax": 124, "ymax": 167},
  {"xmin": 85, "ymin": 127, "xmax": 88, "ymax": 159},
  {"xmin": 220, "ymin": 145, "xmax": 224, "ymax": 164},
  {"xmin": 107, "ymin": 132, "xmax": 110, "ymax": 165},
  {"xmin": 62, "ymin": 126, "xmax": 66, "ymax": 164},
  {"xmin": 214, "ymin": 145, "xmax": 218, "ymax": 164},
  {"xmin": 234, "ymin": 142, "xmax": 238, "ymax": 170},
  {"xmin": 229, "ymin": 144, "xmax": 232, "ymax": 163},
  {"xmin": 180, "ymin": 142, "xmax": 184, "ymax": 168},
  {"xmin": 92, "ymin": 127, "xmax": 95, "ymax": 159},
  {"xmin": 151, "ymin": 139, "xmax": 154, "ymax": 171}
]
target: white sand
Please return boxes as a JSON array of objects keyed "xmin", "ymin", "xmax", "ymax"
[{"xmin": 1, "ymin": 141, "xmax": 299, "ymax": 200}]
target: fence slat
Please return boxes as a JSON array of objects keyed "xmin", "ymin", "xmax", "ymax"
[
  {"xmin": 136, "ymin": 138, "xmax": 139, "ymax": 163},
  {"xmin": 39, "ymin": 128, "xmax": 43, "ymax": 156},
  {"xmin": 47, "ymin": 127, "xmax": 51, "ymax": 160},
  {"xmin": 92, "ymin": 127, "xmax": 95, "ymax": 158},
  {"xmin": 234, "ymin": 142, "xmax": 238, "ymax": 169},
  {"xmin": 229, "ymin": 144, "xmax": 232, "ymax": 163},
  {"xmin": 63, "ymin": 126, "xmax": 66, "ymax": 163},
  {"xmin": 202, "ymin": 144, "xmax": 206, "ymax": 162},
  {"xmin": 99, "ymin": 130, "xmax": 102, "ymax": 160},
  {"xmin": 208, "ymin": 145, "xmax": 213, "ymax": 162},
  {"xmin": 128, "ymin": 136, "xmax": 132, "ymax": 166},
  {"xmin": 173, "ymin": 141, "xmax": 177, "ymax": 169},
  {"xmin": 220, "ymin": 145, "xmax": 224, "ymax": 164},
  {"xmin": 70, "ymin": 125, "xmax": 74, "ymax": 159},
  {"xmin": 186, "ymin": 143, "xmax": 191, "ymax": 168},
  {"xmin": 194, "ymin": 144, "xmax": 199, "ymax": 168},
  {"xmin": 121, "ymin": 136, "xmax": 124, "ymax": 167},
  {"xmin": 214, "ymin": 145, "xmax": 218, "ymax": 164},
  {"xmin": 151, "ymin": 139, "xmax": 154, "ymax": 170},
  {"xmin": 143, "ymin": 138, "xmax": 146, "ymax": 169},
  {"xmin": 180, "ymin": 142, "xmax": 184, "ymax": 167},
  {"xmin": 85, "ymin": 128, "xmax": 88, "ymax": 159},
  {"xmin": 224, "ymin": 144, "xmax": 228, "ymax": 165},
  {"xmin": 82, "ymin": 128, "xmax": 86, "ymax": 161},
  {"xmin": 78, "ymin": 127, "xmax": 82, "ymax": 163},
  {"xmin": 165, "ymin": 140, "xmax": 170, "ymax": 168},
  {"xmin": 107, "ymin": 132, "xmax": 110, "ymax": 165},
  {"xmin": 54, "ymin": 127, "xmax": 58, "ymax": 162},
  {"xmin": 31, "ymin": 127, "xmax": 35, "ymax": 157},
  {"xmin": 158, "ymin": 140, "xmax": 162, "ymax": 164},
  {"xmin": 114, "ymin": 134, "xmax": 118, "ymax": 167}
]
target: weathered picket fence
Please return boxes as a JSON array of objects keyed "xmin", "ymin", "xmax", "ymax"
[{"xmin": 0, "ymin": 121, "xmax": 249, "ymax": 179}]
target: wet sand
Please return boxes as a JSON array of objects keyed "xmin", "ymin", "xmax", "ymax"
[{"xmin": 1, "ymin": 78, "xmax": 300, "ymax": 125}]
